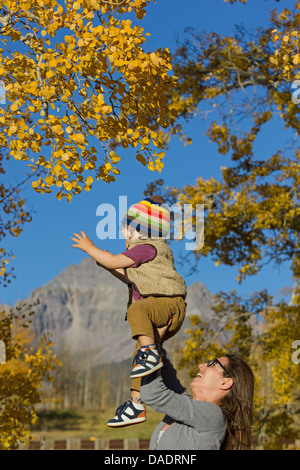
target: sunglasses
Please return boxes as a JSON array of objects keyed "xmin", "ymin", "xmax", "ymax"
[{"xmin": 207, "ymin": 358, "xmax": 232, "ymax": 378}]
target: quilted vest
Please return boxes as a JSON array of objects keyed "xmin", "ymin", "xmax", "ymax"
[{"xmin": 124, "ymin": 238, "xmax": 187, "ymax": 304}]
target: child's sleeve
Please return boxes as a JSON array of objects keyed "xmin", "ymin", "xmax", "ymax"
[{"xmin": 122, "ymin": 244, "xmax": 156, "ymax": 267}]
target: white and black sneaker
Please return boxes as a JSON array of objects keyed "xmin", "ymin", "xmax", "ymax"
[
  {"xmin": 106, "ymin": 398, "xmax": 146, "ymax": 427},
  {"xmin": 130, "ymin": 344, "xmax": 163, "ymax": 379}
]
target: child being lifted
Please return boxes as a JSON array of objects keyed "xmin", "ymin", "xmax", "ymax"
[{"xmin": 71, "ymin": 195, "xmax": 187, "ymax": 427}]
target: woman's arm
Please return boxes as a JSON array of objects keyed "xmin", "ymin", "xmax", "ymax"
[
  {"xmin": 159, "ymin": 348, "xmax": 187, "ymax": 395},
  {"xmin": 140, "ymin": 369, "xmax": 222, "ymax": 431},
  {"xmin": 155, "ymin": 324, "xmax": 186, "ymax": 394},
  {"xmin": 140, "ymin": 348, "xmax": 189, "ymax": 416},
  {"xmin": 140, "ymin": 368, "xmax": 196, "ymax": 426}
]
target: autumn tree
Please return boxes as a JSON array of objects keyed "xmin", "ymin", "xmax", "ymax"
[
  {"xmin": 1, "ymin": 0, "xmax": 176, "ymax": 446},
  {"xmin": 0, "ymin": 0, "xmax": 173, "ymax": 194},
  {"xmin": 146, "ymin": 0, "xmax": 300, "ymax": 448},
  {"xmin": 0, "ymin": 302, "xmax": 60, "ymax": 449},
  {"xmin": 0, "ymin": 0, "xmax": 176, "ymax": 282}
]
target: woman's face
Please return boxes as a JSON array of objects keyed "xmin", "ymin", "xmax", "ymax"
[{"xmin": 190, "ymin": 356, "xmax": 232, "ymax": 403}]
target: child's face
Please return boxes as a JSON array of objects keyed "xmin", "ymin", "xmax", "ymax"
[
  {"xmin": 122, "ymin": 226, "xmax": 130, "ymax": 245},
  {"xmin": 122, "ymin": 225, "xmax": 140, "ymax": 247}
]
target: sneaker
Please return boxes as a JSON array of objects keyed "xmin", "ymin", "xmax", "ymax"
[
  {"xmin": 106, "ymin": 399, "xmax": 146, "ymax": 427},
  {"xmin": 130, "ymin": 344, "xmax": 163, "ymax": 379}
]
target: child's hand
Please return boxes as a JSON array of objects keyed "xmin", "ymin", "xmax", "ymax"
[{"xmin": 71, "ymin": 231, "xmax": 94, "ymax": 253}]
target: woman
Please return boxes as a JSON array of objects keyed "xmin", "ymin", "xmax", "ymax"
[{"xmin": 140, "ymin": 344, "xmax": 254, "ymax": 450}]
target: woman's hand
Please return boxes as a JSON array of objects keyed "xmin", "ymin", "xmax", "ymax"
[{"xmin": 71, "ymin": 231, "xmax": 94, "ymax": 253}]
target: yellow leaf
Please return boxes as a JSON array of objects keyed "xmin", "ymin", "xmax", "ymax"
[
  {"xmin": 149, "ymin": 52, "xmax": 160, "ymax": 67},
  {"xmin": 45, "ymin": 176, "xmax": 55, "ymax": 185},
  {"xmin": 46, "ymin": 70, "xmax": 54, "ymax": 79},
  {"xmin": 72, "ymin": 133, "xmax": 85, "ymax": 144},
  {"xmin": 148, "ymin": 161, "xmax": 155, "ymax": 171},
  {"xmin": 9, "ymin": 124, "xmax": 18, "ymax": 134},
  {"xmin": 63, "ymin": 181, "xmax": 73, "ymax": 190},
  {"xmin": 102, "ymin": 105, "xmax": 112, "ymax": 114},
  {"xmin": 52, "ymin": 124, "xmax": 63, "ymax": 134}
]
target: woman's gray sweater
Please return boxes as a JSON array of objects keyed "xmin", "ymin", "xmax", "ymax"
[{"xmin": 140, "ymin": 350, "xmax": 227, "ymax": 450}]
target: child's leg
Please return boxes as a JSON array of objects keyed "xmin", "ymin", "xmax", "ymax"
[
  {"xmin": 127, "ymin": 297, "xmax": 180, "ymax": 379},
  {"xmin": 126, "ymin": 300, "xmax": 160, "ymax": 378},
  {"xmin": 127, "ymin": 296, "xmax": 186, "ymax": 343},
  {"xmin": 127, "ymin": 299, "xmax": 157, "ymax": 344},
  {"xmin": 161, "ymin": 297, "xmax": 187, "ymax": 342},
  {"xmin": 106, "ymin": 298, "xmax": 186, "ymax": 427},
  {"xmin": 130, "ymin": 342, "xmax": 142, "ymax": 401},
  {"xmin": 106, "ymin": 342, "xmax": 145, "ymax": 428},
  {"xmin": 131, "ymin": 388, "xmax": 141, "ymax": 403}
]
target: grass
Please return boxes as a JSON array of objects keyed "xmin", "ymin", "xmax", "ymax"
[{"xmin": 30, "ymin": 406, "xmax": 165, "ymax": 442}]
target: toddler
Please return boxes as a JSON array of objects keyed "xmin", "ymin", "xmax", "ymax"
[{"xmin": 71, "ymin": 195, "xmax": 187, "ymax": 427}]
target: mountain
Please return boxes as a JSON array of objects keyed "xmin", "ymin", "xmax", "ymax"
[{"xmin": 3, "ymin": 257, "xmax": 219, "ymax": 365}]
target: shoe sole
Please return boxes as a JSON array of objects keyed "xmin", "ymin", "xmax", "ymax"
[
  {"xmin": 106, "ymin": 417, "xmax": 147, "ymax": 428},
  {"xmin": 130, "ymin": 361, "xmax": 163, "ymax": 379}
]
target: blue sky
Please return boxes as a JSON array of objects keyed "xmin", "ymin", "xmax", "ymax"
[{"xmin": 1, "ymin": 0, "xmax": 293, "ymax": 306}]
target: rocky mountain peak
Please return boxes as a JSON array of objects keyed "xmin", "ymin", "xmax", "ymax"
[{"xmin": 4, "ymin": 257, "xmax": 217, "ymax": 365}]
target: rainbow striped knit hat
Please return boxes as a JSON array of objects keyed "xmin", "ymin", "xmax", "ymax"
[{"xmin": 123, "ymin": 195, "xmax": 170, "ymax": 238}]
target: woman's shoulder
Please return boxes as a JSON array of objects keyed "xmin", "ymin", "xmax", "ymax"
[{"xmin": 193, "ymin": 400, "xmax": 226, "ymax": 425}]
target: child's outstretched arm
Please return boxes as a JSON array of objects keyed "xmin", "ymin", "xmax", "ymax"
[
  {"xmin": 71, "ymin": 231, "xmax": 134, "ymax": 274},
  {"xmin": 96, "ymin": 261, "xmax": 128, "ymax": 284}
]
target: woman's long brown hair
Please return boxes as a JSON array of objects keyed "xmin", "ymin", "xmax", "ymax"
[{"xmin": 219, "ymin": 354, "xmax": 255, "ymax": 450}]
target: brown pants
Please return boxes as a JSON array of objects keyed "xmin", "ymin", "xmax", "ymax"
[{"xmin": 126, "ymin": 296, "xmax": 186, "ymax": 392}]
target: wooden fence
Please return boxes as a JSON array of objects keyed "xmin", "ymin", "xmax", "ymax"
[
  {"xmin": 21, "ymin": 437, "xmax": 300, "ymax": 450},
  {"xmin": 24, "ymin": 438, "xmax": 150, "ymax": 450}
]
